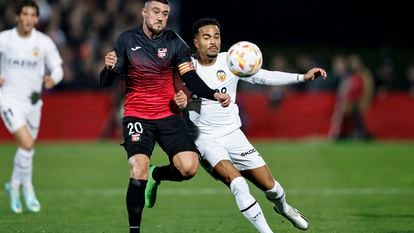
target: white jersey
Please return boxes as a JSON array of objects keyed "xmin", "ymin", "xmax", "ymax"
[
  {"xmin": 189, "ymin": 52, "xmax": 304, "ymax": 139},
  {"xmin": 0, "ymin": 28, "xmax": 63, "ymax": 106}
]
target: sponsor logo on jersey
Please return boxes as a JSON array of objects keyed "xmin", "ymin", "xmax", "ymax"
[
  {"xmin": 131, "ymin": 133, "xmax": 141, "ymax": 142},
  {"xmin": 216, "ymin": 70, "xmax": 226, "ymax": 82},
  {"xmin": 131, "ymin": 46, "xmax": 142, "ymax": 51},
  {"xmin": 7, "ymin": 59, "xmax": 38, "ymax": 69},
  {"xmin": 240, "ymin": 148, "xmax": 257, "ymax": 157},
  {"xmin": 157, "ymin": 48, "xmax": 168, "ymax": 58}
]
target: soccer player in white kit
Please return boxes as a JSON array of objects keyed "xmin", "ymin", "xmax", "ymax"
[
  {"xmin": 174, "ymin": 18, "xmax": 327, "ymax": 232},
  {"xmin": 0, "ymin": 0, "xmax": 63, "ymax": 213}
]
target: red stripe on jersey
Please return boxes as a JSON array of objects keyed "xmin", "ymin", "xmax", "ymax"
[{"xmin": 123, "ymin": 70, "xmax": 178, "ymax": 119}]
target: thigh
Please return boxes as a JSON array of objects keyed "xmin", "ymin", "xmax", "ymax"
[
  {"xmin": 156, "ymin": 115, "xmax": 197, "ymax": 158},
  {"xmin": 26, "ymin": 102, "xmax": 42, "ymax": 139},
  {"xmin": 1, "ymin": 102, "xmax": 27, "ymax": 135},
  {"xmin": 196, "ymin": 138, "xmax": 231, "ymax": 174},
  {"xmin": 122, "ymin": 117, "xmax": 156, "ymax": 159},
  {"xmin": 221, "ymin": 129, "xmax": 266, "ymax": 171}
]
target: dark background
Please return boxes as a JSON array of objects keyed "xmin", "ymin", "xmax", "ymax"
[{"xmin": 180, "ymin": 0, "xmax": 412, "ymax": 48}]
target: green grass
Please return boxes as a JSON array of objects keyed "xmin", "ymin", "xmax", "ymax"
[{"xmin": 1, "ymin": 141, "xmax": 414, "ymax": 233}]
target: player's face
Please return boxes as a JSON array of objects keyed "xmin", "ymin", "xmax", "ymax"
[
  {"xmin": 15, "ymin": 6, "xmax": 39, "ymax": 35},
  {"xmin": 194, "ymin": 25, "xmax": 221, "ymax": 59},
  {"xmin": 142, "ymin": 1, "xmax": 169, "ymax": 36}
]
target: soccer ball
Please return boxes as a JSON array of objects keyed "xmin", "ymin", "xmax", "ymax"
[{"xmin": 226, "ymin": 41, "xmax": 263, "ymax": 77}]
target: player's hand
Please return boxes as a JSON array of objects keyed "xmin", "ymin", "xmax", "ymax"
[
  {"xmin": 214, "ymin": 92, "xmax": 231, "ymax": 107},
  {"xmin": 304, "ymin": 68, "xmax": 328, "ymax": 81},
  {"xmin": 43, "ymin": 75, "xmax": 55, "ymax": 89},
  {"xmin": 174, "ymin": 90, "xmax": 188, "ymax": 109},
  {"xmin": 105, "ymin": 51, "xmax": 117, "ymax": 70},
  {"xmin": 0, "ymin": 76, "xmax": 4, "ymax": 86}
]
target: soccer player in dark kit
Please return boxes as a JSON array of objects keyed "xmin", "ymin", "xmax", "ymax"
[{"xmin": 99, "ymin": 1, "xmax": 230, "ymax": 232}]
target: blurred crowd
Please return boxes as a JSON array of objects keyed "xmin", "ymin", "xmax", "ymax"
[
  {"xmin": 1, "ymin": 0, "xmax": 413, "ymax": 140},
  {"xmin": 0, "ymin": 0, "xmax": 180, "ymax": 90},
  {"xmin": 1, "ymin": 0, "xmax": 129, "ymax": 89},
  {"xmin": 250, "ymin": 52, "xmax": 414, "ymax": 140},
  {"xmin": 1, "ymin": 0, "xmax": 412, "ymax": 93}
]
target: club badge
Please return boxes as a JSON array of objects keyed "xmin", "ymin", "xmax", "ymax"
[
  {"xmin": 217, "ymin": 70, "xmax": 226, "ymax": 82},
  {"xmin": 157, "ymin": 48, "xmax": 168, "ymax": 58},
  {"xmin": 131, "ymin": 133, "xmax": 141, "ymax": 142}
]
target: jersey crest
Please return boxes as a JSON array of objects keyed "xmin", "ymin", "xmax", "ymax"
[
  {"xmin": 216, "ymin": 70, "xmax": 227, "ymax": 82},
  {"xmin": 157, "ymin": 48, "xmax": 168, "ymax": 58},
  {"xmin": 32, "ymin": 47, "xmax": 40, "ymax": 57}
]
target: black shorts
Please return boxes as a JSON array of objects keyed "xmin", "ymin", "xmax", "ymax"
[{"xmin": 122, "ymin": 115, "xmax": 198, "ymax": 159}]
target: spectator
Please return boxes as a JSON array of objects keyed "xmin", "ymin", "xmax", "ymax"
[
  {"xmin": 329, "ymin": 54, "xmax": 374, "ymax": 140},
  {"xmin": 266, "ymin": 54, "xmax": 293, "ymax": 108},
  {"xmin": 375, "ymin": 58, "xmax": 398, "ymax": 98},
  {"xmin": 406, "ymin": 63, "xmax": 414, "ymax": 98}
]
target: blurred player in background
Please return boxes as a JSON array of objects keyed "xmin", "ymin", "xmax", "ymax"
[
  {"xmin": 174, "ymin": 18, "xmax": 327, "ymax": 232},
  {"xmin": 100, "ymin": 1, "xmax": 230, "ymax": 232},
  {"xmin": 0, "ymin": 0, "xmax": 63, "ymax": 213}
]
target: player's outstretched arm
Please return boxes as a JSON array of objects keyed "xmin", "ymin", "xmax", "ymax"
[
  {"xmin": 303, "ymin": 68, "xmax": 328, "ymax": 81},
  {"xmin": 246, "ymin": 67, "xmax": 328, "ymax": 87}
]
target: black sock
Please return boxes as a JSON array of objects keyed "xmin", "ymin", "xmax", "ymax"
[
  {"xmin": 126, "ymin": 179, "xmax": 147, "ymax": 233},
  {"xmin": 153, "ymin": 164, "xmax": 190, "ymax": 182}
]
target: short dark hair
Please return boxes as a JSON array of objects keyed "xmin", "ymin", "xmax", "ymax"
[
  {"xmin": 144, "ymin": 0, "xmax": 169, "ymax": 6},
  {"xmin": 16, "ymin": 0, "xmax": 39, "ymax": 16},
  {"xmin": 192, "ymin": 18, "xmax": 221, "ymax": 38}
]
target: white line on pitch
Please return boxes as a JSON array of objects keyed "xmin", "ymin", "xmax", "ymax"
[{"xmin": 31, "ymin": 187, "xmax": 414, "ymax": 196}]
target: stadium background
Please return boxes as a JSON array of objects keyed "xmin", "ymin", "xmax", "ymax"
[
  {"xmin": 1, "ymin": 1, "xmax": 414, "ymax": 233},
  {"xmin": 0, "ymin": 0, "xmax": 413, "ymax": 140}
]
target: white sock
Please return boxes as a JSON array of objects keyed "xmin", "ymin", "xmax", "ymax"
[
  {"xmin": 265, "ymin": 180, "xmax": 289, "ymax": 213},
  {"xmin": 230, "ymin": 177, "xmax": 273, "ymax": 233},
  {"xmin": 11, "ymin": 148, "xmax": 34, "ymax": 190}
]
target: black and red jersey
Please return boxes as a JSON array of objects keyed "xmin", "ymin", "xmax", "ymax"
[{"xmin": 113, "ymin": 27, "xmax": 191, "ymax": 119}]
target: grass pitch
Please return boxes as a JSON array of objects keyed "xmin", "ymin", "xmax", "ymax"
[{"xmin": 0, "ymin": 141, "xmax": 414, "ymax": 233}]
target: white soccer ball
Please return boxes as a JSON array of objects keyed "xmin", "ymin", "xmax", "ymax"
[{"xmin": 226, "ymin": 41, "xmax": 263, "ymax": 77}]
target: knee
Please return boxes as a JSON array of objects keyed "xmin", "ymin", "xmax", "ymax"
[
  {"xmin": 178, "ymin": 162, "xmax": 198, "ymax": 180},
  {"xmin": 179, "ymin": 166, "xmax": 197, "ymax": 180},
  {"xmin": 128, "ymin": 157, "xmax": 149, "ymax": 179},
  {"xmin": 173, "ymin": 152, "xmax": 199, "ymax": 180},
  {"xmin": 20, "ymin": 140, "xmax": 35, "ymax": 151}
]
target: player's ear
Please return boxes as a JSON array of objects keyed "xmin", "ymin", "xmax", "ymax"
[
  {"xmin": 193, "ymin": 38, "xmax": 199, "ymax": 49},
  {"xmin": 141, "ymin": 7, "xmax": 146, "ymax": 18},
  {"xmin": 33, "ymin": 16, "xmax": 39, "ymax": 25}
]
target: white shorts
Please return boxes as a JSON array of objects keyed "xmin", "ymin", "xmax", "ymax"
[
  {"xmin": 196, "ymin": 129, "xmax": 266, "ymax": 172},
  {"xmin": 0, "ymin": 100, "xmax": 42, "ymax": 139}
]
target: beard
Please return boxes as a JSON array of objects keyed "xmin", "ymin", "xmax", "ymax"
[
  {"xmin": 146, "ymin": 21, "xmax": 164, "ymax": 36},
  {"xmin": 206, "ymin": 53, "xmax": 218, "ymax": 59}
]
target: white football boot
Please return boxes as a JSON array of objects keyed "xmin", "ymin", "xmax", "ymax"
[
  {"xmin": 4, "ymin": 182, "xmax": 23, "ymax": 214},
  {"xmin": 22, "ymin": 186, "xmax": 41, "ymax": 213},
  {"xmin": 274, "ymin": 205, "xmax": 309, "ymax": 230}
]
